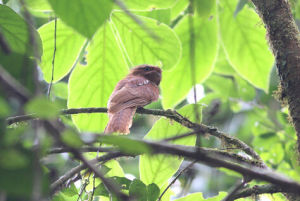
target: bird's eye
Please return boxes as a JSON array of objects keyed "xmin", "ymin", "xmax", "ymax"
[{"xmin": 144, "ymin": 67, "xmax": 151, "ymax": 71}]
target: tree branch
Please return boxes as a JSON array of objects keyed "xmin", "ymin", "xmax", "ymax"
[
  {"xmin": 6, "ymin": 107, "xmax": 264, "ymax": 164},
  {"xmin": 125, "ymin": 138, "xmax": 300, "ymax": 195}
]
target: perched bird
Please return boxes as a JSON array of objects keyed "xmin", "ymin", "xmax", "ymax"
[{"xmin": 104, "ymin": 65, "xmax": 162, "ymax": 134}]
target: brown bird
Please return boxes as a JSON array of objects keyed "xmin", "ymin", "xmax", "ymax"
[{"xmin": 104, "ymin": 65, "xmax": 162, "ymax": 134}]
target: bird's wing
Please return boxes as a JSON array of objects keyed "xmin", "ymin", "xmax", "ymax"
[{"xmin": 108, "ymin": 76, "xmax": 159, "ymax": 113}]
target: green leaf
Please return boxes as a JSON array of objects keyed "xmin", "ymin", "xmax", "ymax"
[
  {"xmin": 205, "ymin": 74, "xmax": 255, "ymax": 102},
  {"xmin": 134, "ymin": 9, "xmax": 171, "ymax": 25},
  {"xmin": 99, "ymin": 135, "xmax": 152, "ymax": 154},
  {"xmin": 0, "ymin": 52, "xmax": 37, "ymax": 92},
  {"xmin": 25, "ymin": 96, "xmax": 62, "ymax": 119},
  {"xmin": 25, "ymin": 0, "xmax": 52, "ymax": 11},
  {"xmin": 174, "ymin": 192, "xmax": 227, "ymax": 201},
  {"xmin": 0, "ymin": 149, "xmax": 29, "ymax": 170},
  {"xmin": 0, "ymin": 4, "xmax": 42, "ymax": 57},
  {"xmin": 161, "ymin": 2, "xmax": 218, "ymax": 108},
  {"xmin": 68, "ymin": 22, "xmax": 128, "ymax": 132},
  {"xmin": 62, "ymin": 184, "xmax": 78, "ymax": 196},
  {"xmin": 170, "ymin": 0, "xmax": 189, "ymax": 21},
  {"xmin": 195, "ymin": 0, "xmax": 215, "ymax": 17},
  {"xmin": 129, "ymin": 179, "xmax": 147, "ymax": 201},
  {"xmin": 38, "ymin": 19, "xmax": 85, "ymax": 83},
  {"xmin": 147, "ymin": 183, "xmax": 160, "ymax": 201},
  {"xmin": 53, "ymin": 82, "xmax": 68, "ymax": 99},
  {"xmin": 139, "ymin": 104, "xmax": 199, "ymax": 188},
  {"xmin": 0, "ymin": 148, "xmax": 49, "ymax": 198},
  {"xmin": 0, "ymin": 97, "xmax": 11, "ymax": 117},
  {"xmin": 112, "ymin": 176, "xmax": 132, "ymax": 190},
  {"xmin": 52, "ymin": 190, "xmax": 77, "ymax": 201},
  {"xmin": 94, "ymin": 176, "xmax": 131, "ymax": 197},
  {"xmin": 105, "ymin": 160, "xmax": 125, "ymax": 177},
  {"xmin": 234, "ymin": 0, "xmax": 248, "ymax": 17},
  {"xmin": 122, "ymin": 0, "xmax": 176, "ymax": 10},
  {"xmin": 61, "ymin": 129, "xmax": 83, "ymax": 148},
  {"xmin": 47, "ymin": 0, "xmax": 113, "ymax": 38},
  {"xmin": 219, "ymin": 0, "xmax": 274, "ymax": 91},
  {"xmin": 111, "ymin": 11, "xmax": 181, "ymax": 70},
  {"xmin": 214, "ymin": 47, "xmax": 236, "ymax": 75}
]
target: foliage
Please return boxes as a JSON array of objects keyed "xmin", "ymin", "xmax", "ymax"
[{"xmin": 1, "ymin": 0, "xmax": 300, "ymax": 201}]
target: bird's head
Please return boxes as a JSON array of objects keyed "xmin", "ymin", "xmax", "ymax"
[{"xmin": 130, "ymin": 64, "xmax": 162, "ymax": 85}]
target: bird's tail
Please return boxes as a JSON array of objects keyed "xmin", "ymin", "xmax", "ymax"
[{"xmin": 104, "ymin": 107, "xmax": 136, "ymax": 134}]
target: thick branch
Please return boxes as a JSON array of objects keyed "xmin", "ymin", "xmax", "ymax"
[
  {"xmin": 6, "ymin": 107, "xmax": 264, "ymax": 164},
  {"xmin": 131, "ymin": 139, "xmax": 300, "ymax": 194},
  {"xmin": 48, "ymin": 146, "xmax": 117, "ymax": 155},
  {"xmin": 250, "ymin": 0, "xmax": 300, "ymax": 155},
  {"xmin": 50, "ymin": 136, "xmax": 300, "ymax": 196}
]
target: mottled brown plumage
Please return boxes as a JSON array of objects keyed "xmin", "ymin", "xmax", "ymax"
[{"xmin": 104, "ymin": 65, "xmax": 162, "ymax": 134}]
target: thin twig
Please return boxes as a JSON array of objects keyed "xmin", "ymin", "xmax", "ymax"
[
  {"xmin": 48, "ymin": 146, "xmax": 117, "ymax": 154},
  {"xmin": 76, "ymin": 173, "xmax": 91, "ymax": 201},
  {"xmin": 50, "ymin": 152, "xmax": 126, "ymax": 194},
  {"xmin": 47, "ymin": 17, "xmax": 57, "ymax": 97},
  {"xmin": 158, "ymin": 161, "xmax": 196, "ymax": 201},
  {"xmin": 163, "ymin": 131, "xmax": 199, "ymax": 142}
]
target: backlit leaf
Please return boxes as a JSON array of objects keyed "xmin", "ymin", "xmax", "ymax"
[
  {"xmin": 219, "ymin": 0, "xmax": 274, "ymax": 91},
  {"xmin": 68, "ymin": 22, "xmax": 127, "ymax": 132},
  {"xmin": 111, "ymin": 11, "xmax": 181, "ymax": 70},
  {"xmin": 38, "ymin": 19, "xmax": 85, "ymax": 83},
  {"xmin": 161, "ymin": 1, "xmax": 218, "ymax": 108},
  {"xmin": 48, "ymin": 0, "xmax": 113, "ymax": 38}
]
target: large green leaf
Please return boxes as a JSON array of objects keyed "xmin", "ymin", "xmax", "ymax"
[
  {"xmin": 68, "ymin": 22, "xmax": 127, "ymax": 132},
  {"xmin": 0, "ymin": 5, "xmax": 42, "ymax": 57},
  {"xmin": 122, "ymin": 0, "xmax": 176, "ymax": 10},
  {"xmin": 25, "ymin": 0, "xmax": 52, "ymax": 11},
  {"xmin": 38, "ymin": 19, "xmax": 85, "ymax": 83},
  {"xmin": 111, "ymin": 11, "xmax": 181, "ymax": 70},
  {"xmin": 174, "ymin": 192, "xmax": 227, "ymax": 201},
  {"xmin": 139, "ymin": 104, "xmax": 199, "ymax": 188},
  {"xmin": 47, "ymin": 0, "xmax": 113, "ymax": 38},
  {"xmin": 219, "ymin": 0, "xmax": 274, "ymax": 91},
  {"xmin": 0, "ymin": 148, "xmax": 49, "ymax": 198},
  {"xmin": 161, "ymin": 1, "xmax": 218, "ymax": 108}
]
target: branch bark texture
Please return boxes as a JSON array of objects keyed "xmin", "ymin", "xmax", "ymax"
[{"xmin": 250, "ymin": 0, "xmax": 300, "ymax": 155}]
